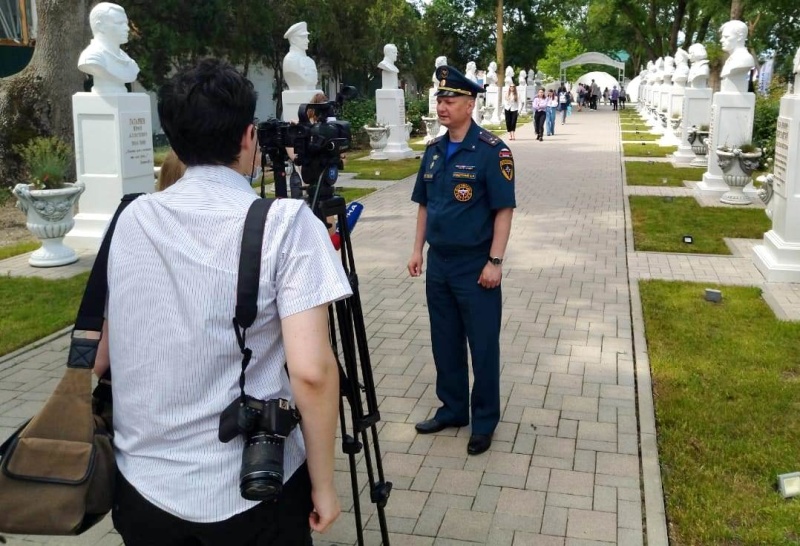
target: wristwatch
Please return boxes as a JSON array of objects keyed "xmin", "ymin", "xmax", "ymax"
[{"xmin": 488, "ymin": 256, "xmax": 504, "ymax": 266}]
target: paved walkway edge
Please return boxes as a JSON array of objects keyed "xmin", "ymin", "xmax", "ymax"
[
  {"xmin": 619, "ymin": 129, "xmax": 669, "ymax": 545},
  {"xmin": 0, "ymin": 326, "xmax": 71, "ymax": 368}
]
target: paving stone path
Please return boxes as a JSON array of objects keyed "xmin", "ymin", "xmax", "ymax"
[{"xmin": 0, "ymin": 106, "xmax": 793, "ymax": 545}]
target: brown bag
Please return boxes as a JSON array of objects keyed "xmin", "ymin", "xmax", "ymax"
[
  {"xmin": 0, "ymin": 367, "xmax": 115, "ymax": 535},
  {"xmin": 0, "ymin": 194, "xmax": 139, "ymax": 536}
]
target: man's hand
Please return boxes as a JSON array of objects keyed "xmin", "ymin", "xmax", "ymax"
[
  {"xmin": 478, "ymin": 262, "xmax": 502, "ymax": 288},
  {"xmin": 309, "ymin": 485, "xmax": 340, "ymax": 533},
  {"xmin": 408, "ymin": 251, "xmax": 424, "ymax": 277}
]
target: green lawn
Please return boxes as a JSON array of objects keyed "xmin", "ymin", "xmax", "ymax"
[
  {"xmin": 625, "ymin": 162, "xmax": 703, "ymax": 186},
  {"xmin": 0, "ymin": 240, "xmax": 39, "ymax": 260},
  {"xmin": 342, "ymin": 157, "xmax": 421, "ymax": 180},
  {"xmin": 630, "ymin": 196, "xmax": 770, "ymax": 254},
  {"xmin": 0, "ymin": 272, "xmax": 89, "ymax": 357},
  {"xmin": 621, "ymin": 132, "xmax": 660, "ymax": 142},
  {"xmin": 623, "ymin": 143, "xmax": 678, "ymax": 157},
  {"xmin": 640, "ymin": 280, "xmax": 800, "ymax": 545}
]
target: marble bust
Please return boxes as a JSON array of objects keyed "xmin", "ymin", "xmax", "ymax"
[
  {"xmin": 485, "ymin": 61, "xmax": 498, "ymax": 88},
  {"xmin": 518, "ymin": 70, "xmax": 527, "ymax": 87},
  {"xmin": 663, "ymin": 56, "xmax": 675, "ymax": 81},
  {"xmin": 673, "ymin": 49, "xmax": 689, "ymax": 87},
  {"xmin": 77, "ymin": 2, "xmax": 139, "ymax": 94},
  {"xmin": 282, "ymin": 21, "xmax": 318, "ymax": 91},
  {"xmin": 687, "ymin": 43, "xmax": 710, "ymax": 89},
  {"xmin": 432, "ymin": 56, "xmax": 447, "ymax": 90},
  {"xmin": 719, "ymin": 19, "xmax": 755, "ymax": 93},
  {"xmin": 465, "ymin": 61, "xmax": 478, "ymax": 83},
  {"xmin": 378, "ymin": 43, "xmax": 399, "ymax": 89},
  {"xmin": 504, "ymin": 66, "xmax": 514, "ymax": 86},
  {"xmin": 527, "ymin": 69, "xmax": 534, "ymax": 86}
]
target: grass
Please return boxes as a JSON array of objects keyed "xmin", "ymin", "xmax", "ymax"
[
  {"xmin": 621, "ymin": 132, "xmax": 660, "ymax": 142},
  {"xmin": 154, "ymin": 146, "xmax": 170, "ymax": 166},
  {"xmin": 623, "ymin": 143, "xmax": 678, "ymax": 157},
  {"xmin": 630, "ymin": 196, "xmax": 770, "ymax": 254},
  {"xmin": 640, "ymin": 280, "xmax": 800, "ymax": 545},
  {"xmin": 0, "ymin": 272, "xmax": 89, "ymax": 357},
  {"xmin": 342, "ymin": 157, "xmax": 421, "ymax": 180},
  {"xmin": 624, "ymin": 162, "xmax": 703, "ymax": 186},
  {"xmin": 0, "ymin": 240, "xmax": 39, "ymax": 260}
]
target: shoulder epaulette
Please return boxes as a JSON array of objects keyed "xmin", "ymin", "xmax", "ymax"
[
  {"xmin": 428, "ymin": 135, "xmax": 444, "ymax": 146},
  {"xmin": 478, "ymin": 130, "xmax": 500, "ymax": 147}
]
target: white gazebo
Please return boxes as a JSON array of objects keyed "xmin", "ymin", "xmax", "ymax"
[{"xmin": 560, "ymin": 52, "xmax": 625, "ymax": 85}]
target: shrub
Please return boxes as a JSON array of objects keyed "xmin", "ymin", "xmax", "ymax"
[
  {"xmin": 340, "ymin": 97, "xmax": 377, "ymax": 149},
  {"xmin": 13, "ymin": 136, "xmax": 73, "ymax": 189},
  {"xmin": 753, "ymin": 83, "xmax": 782, "ymax": 169},
  {"xmin": 405, "ymin": 97, "xmax": 430, "ymax": 136}
]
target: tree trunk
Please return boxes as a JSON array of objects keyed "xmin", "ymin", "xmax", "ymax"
[
  {"xmin": 0, "ymin": 0, "xmax": 93, "ymax": 187},
  {"xmin": 730, "ymin": 0, "xmax": 745, "ymax": 20},
  {"xmin": 669, "ymin": 0, "xmax": 687, "ymax": 52},
  {"xmin": 496, "ymin": 0, "xmax": 504, "ymax": 81}
]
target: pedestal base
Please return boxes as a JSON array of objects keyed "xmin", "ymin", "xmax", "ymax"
[
  {"xmin": 696, "ymin": 172, "xmax": 728, "ymax": 194},
  {"xmin": 672, "ymin": 146, "xmax": 697, "ymax": 165},
  {"xmin": 753, "ymin": 231, "xmax": 800, "ymax": 282},
  {"xmin": 702, "ymin": 91, "xmax": 756, "ymax": 192},
  {"xmin": 65, "ymin": 92, "xmax": 155, "ymax": 251},
  {"xmin": 282, "ymin": 89, "xmax": 323, "ymax": 122},
  {"xmin": 29, "ymin": 239, "xmax": 79, "ymax": 268},
  {"xmin": 376, "ymin": 89, "xmax": 414, "ymax": 160}
]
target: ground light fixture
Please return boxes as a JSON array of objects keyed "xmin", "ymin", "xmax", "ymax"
[
  {"xmin": 682, "ymin": 235, "xmax": 693, "ymax": 244},
  {"xmin": 778, "ymin": 472, "xmax": 800, "ymax": 498}
]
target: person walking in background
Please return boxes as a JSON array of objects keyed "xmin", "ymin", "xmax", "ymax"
[
  {"xmin": 576, "ymin": 83, "xmax": 585, "ymax": 112},
  {"xmin": 610, "ymin": 85, "xmax": 620, "ymax": 111},
  {"xmin": 619, "ymin": 89, "xmax": 627, "ymax": 109},
  {"xmin": 503, "ymin": 84, "xmax": 520, "ymax": 140},
  {"xmin": 602, "ymin": 87, "xmax": 609, "ymax": 105},
  {"xmin": 532, "ymin": 88, "xmax": 547, "ymax": 141},
  {"xmin": 590, "ymin": 79, "xmax": 599, "ymax": 110},
  {"xmin": 408, "ymin": 65, "xmax": 515, "ymax": 456},
  {"xmin": 557, "ymin": 84, "xmax": 572, "ymax": 125},
  {"xmin": 544, "ymin": 89, "xmax": 558, "ymax": 136}
]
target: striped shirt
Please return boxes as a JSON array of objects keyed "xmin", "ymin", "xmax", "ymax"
[{"xmin": 107, "ymin": 165, "xmax": 352, "ymax": 522}]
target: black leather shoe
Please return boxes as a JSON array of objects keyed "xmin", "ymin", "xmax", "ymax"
[
  {"xmin": 467, "ymin": 434, "xmax": 492, "ymax": 455},
  {"xmin": 414, "ymin": 419, "xmax": 467, "ymax": 434}
]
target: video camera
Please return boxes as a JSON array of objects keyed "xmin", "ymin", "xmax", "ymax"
[{"xmin": 255, "ymin": 86, "xmax": 357, "ymax": 216}]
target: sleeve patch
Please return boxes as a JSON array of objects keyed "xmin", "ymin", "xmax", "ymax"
[
  {"xmin": 499, "ymin": 148, "xmax": 512, "ymax": 159},
  {"xmin": 500, "ymin": 159, "xmax": 514, "ymax": 181}
]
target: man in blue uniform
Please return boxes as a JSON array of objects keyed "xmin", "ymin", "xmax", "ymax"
[{"xmin": 408, "ymin": 65, "xmax": 515, "ymax": 455}]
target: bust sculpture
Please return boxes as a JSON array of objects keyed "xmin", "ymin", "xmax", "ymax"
[
  {"xmin": 687, "ymin": 43, "xmax": 710, "ymax": 89},
  {"xmin": 527, "ymin": 69, "xmax": 534, "ymax": 86},
  {"xmin": 378, "ymin": 43, "xmax": 399, "ymax": 89},
  {"xmin": 77, "ymin": 2, "xmax": 139, "ymax": 94},
  {"xmin": 465, "ymin": 61, "xmax": 478, "ymax": 83},
  {"xmin": 504, "ymin": 66, "xmax": 514, "ymax": 86},
  {"xmin": 719, "ymin": 19, "xmax": 755, "ymax": 93},
  {"xmin": 673, "ymin": 48, "xmax": 690, "ymax": 87},
  {"xmin": 282, "ymin": 22, "xmax": 318, "ymax": 91},
  {"xmin": 485, "ymin": 61, "xmax": 498, "ymax": 88},
  {"xmin": 432, "ymin": 56, "xmax": 448, "ymax": 90},
  {"xmin": 518, "ymin": 70, "xmax": 527, "ymax": 87}
]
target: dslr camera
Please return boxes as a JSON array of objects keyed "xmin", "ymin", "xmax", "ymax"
[{"xmin": 218, "ymin": 395, "xmax": 301, "ymax": 501}]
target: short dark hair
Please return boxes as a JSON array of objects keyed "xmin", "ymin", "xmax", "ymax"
[{"xmin": 157, "ymin": 58, "xmax": 257, "ymax": 167}]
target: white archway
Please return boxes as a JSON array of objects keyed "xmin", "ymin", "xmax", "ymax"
[{"xmin": 560, "ymin": 52, "xmax": 625, "ymax": 86}]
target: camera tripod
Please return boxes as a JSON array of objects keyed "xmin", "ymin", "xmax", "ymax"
[{"xmin": 319, "ymin": 195, "xmax": 392, "ymax": 546}]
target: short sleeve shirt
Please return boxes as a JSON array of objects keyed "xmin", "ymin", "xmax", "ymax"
[
  {"xmin": 108, "ymin": 165, "xmax": 352, "ymax": 522},
  {"xmin": 411, "ymin": 121, "xmax": 515, "ymax": 251}
]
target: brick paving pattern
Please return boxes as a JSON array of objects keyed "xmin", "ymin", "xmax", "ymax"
[{"xmin": 0, "ymin": 107, "xmax": 794, "ymax": 545}]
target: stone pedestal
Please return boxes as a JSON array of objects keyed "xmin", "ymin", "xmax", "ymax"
[
  {"xmin": 282, "ymin": 89, "xmax": 322, "ymax": 122},
  {"xmin": 65, "ymin": 92, "xmax": 154, "ymax": 250},
  {"xmin": 472, "ymin": 94, "xmax": 483, "ymax": 125},
  {"xmin": 517, "ymin": 85, "xmax": 528, "ymax": 114},
  {"xmin": 483, "ymin": 88, "xmax": 500, "ymax": 125},
  {"xmin": 697, "ymin": 91, "xmax": 755, "ymax": 194},
  {"xmin": 753, "ymin": 93, "xmax": 800, "ymax": 281},
  {"xmin": 673, "ymin": 88, "xmax": 712, "ymax": 165},
  {"xmin": 428, "ymin": 88, "xmax": 437, "ymax": 115},
  {"xmin": 658, "ymin": 86, "xmax": 685, "ymax": 146},
  {"xmin": 376, "ymin": 89, "xmax": 414, "ymax": 160}
]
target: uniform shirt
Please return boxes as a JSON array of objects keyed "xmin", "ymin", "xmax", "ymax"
[
  {"xmin": 107, "ymin": 165, "xmax": 352, "ymax": 522},
  {"xmin": 411, "ymin": 121, "xmax": 516, "ymax": 252}
]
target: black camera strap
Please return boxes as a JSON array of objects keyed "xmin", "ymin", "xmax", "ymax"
[{"xmin": 232, "ymin": 198, "xmax": 275, "ymax": 401}]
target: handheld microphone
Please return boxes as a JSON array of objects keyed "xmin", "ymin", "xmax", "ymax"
[{"xmin": 330, "ymin": 201, "xmax": 364, "ymax": 250}]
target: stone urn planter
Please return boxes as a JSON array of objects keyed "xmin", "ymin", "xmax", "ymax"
[
  {"xmin": 13, "ymin": 182, "xmax": 85, "ymax": 267},
  {"xmin": 687, "ymin": 127, "xmax": 709, "ymax": 167},
  {"xmin": 421, "ymin": 116, "xmax": 440, "ymax": 144},
  {"xmin": 716, "ymin": 146, "xmax": 762, "ymax": 205},
  {"xmin": 670, "ymin": 117, "xmax": 682, "ymax": 131},
  {"xmin": 364, "ymin": 125, "xmax": 390, "ymax": 160}
]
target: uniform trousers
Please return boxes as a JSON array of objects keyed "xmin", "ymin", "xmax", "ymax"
[
  {"xmin": 426, "ymin": 247, "xmax": 501, "ymax": 435},
  {"xmin": 112, "ymin": 463, "xmax": 313, "ymax": 545}
]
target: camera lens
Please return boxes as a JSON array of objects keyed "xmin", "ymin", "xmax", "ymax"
[{"xmin": 239, "ymin": 432, "xmax": 285, "ymax": 501}]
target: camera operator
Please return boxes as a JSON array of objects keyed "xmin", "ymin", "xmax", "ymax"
[{"xmin": 93, "ymin": 58, "xmax": 352, "ymax": 545}]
